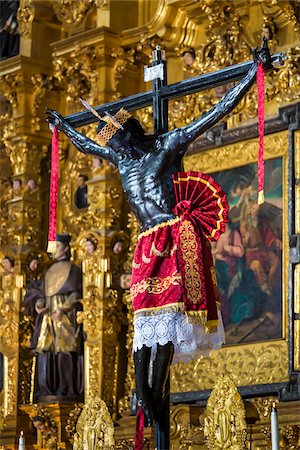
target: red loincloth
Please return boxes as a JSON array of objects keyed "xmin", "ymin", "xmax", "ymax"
[{"xmin": 131, "ymin": 171, "xmax": 229, "ymax": 361}]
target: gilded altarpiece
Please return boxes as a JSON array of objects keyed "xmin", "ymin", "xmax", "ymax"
[{"xmin": 0, "ymin": 0, "xmax": 299, "ymax": 447}]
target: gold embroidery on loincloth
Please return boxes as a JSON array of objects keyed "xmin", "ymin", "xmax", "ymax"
[
  {"xmin": 210, "ymin": 266, "xmax": 217, "ymax": 285},
  {"xmin": 134, "ymin": 302, "xmax": 185, "ymax": 317},
  {"xmin": 130, "ymin": 272, "xmax": 182, "ymax": 298},
  {"xmin": 150, "ymin": 241, "xmax": 171, "ymax": 257},
  {"xmin": 179, "ymin": 219, "xmax": 202, "ymax": 304},
  {"xmin": 138, "ymin": 217, "xmax": 180, "ymax": 239}
]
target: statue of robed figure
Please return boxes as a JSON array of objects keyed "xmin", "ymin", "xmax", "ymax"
[{"xmin": 28, "ymin": 234, "xmax": 83, "ymax": 400}]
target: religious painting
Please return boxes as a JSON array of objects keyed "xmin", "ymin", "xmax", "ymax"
[
  {"xmin": 171, "ymin": 132, "xmax": 289, "ymax": 393},
  {"xmin": 211, "ymin": 157, "xmax": 283, "ymax": 345}
]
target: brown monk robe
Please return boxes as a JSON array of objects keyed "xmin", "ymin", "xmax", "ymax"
[{"xmin": 30, "ymin": 234, "xmax": 83, "ymax": 399}]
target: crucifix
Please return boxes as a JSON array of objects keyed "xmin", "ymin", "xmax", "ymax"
[{"xmin": 46, "ymin": 39, "xmax": 284, "ymax": 450}]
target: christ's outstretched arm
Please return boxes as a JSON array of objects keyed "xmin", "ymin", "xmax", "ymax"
[
  {"xmin": 45, "ymin": 108, "xmax": 118, "ymax": 165},
  {"xmin": 161, "ymin": 42, "xmax": 272, "ymax": 153},
  {"xmin": 179, "ymin": 61, "xmax": 258, "ymax": 146}
]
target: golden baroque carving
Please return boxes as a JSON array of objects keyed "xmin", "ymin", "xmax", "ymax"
[
  {"xmin": 171, "ymin": 342, "xmax": 289, "ymax": 393},
  {"xmin": 118, "ymin": 292, "xmax": 134, "ymax": 415},
  {"xmin": 0, "ymin": 73, "xmax": 23, "ymax": 109},
  {"xmin": 93, "ymin": 0, "xmax": 110, "ymax": 10},
  {"xmin": 73, "ymin": 396, "xmax": 115, "ymax": 450},
  {"xmin": 86, "ymin": 346, "xmax": 101, "ymax": 400},
  {"xmin": 52, "ymin": 44, "xmax": 102, "ymax": 110},
  {"xmin": 31, "ymin": 74, "xmax": 61, "ymax": 131},
  {"xmin": 266, "ymin": 47, "xmax": 300, "ymax": 105},
  {"xmin": 65, "ymin": 404, "xmax": 84, "ymax": 444},
  {"xmin": 2, "ymin": 138, "xmax": 48, "ymax": 176},
  {"xmin": 186, "ymin": 132, "xmax": 289, "ymax": 174},
  {"xmin": 21, "ymin": 404, "xmax": 58, "ymax": 449},
  {"xmin": 204, "ymin": 374, "xmax": 247, "ymax": 450},
  {"xmin": 17, "ymin": 0, "xmax": 35, "ymax": 37},
  {"xmin": 171, "ymin": 1, "xmax": 256, "ymax": 129},
  {"xmin": 53, "ymin": 0, "xmax": 94, "ymax": 26},
  {"xmin": 111, "ymin": 46, "xmax": 143, "ymax": 99},
  {"xmin": 259, "ymin": 0, "xmax": 300, "ymax": 37},
  {"xmin": 251, "ymin": 397, "xmax": 277, "ymax": 420},
  {"xmin": 59, "ymin": 154, "xmax": 122, "ymax": 237},
  {"xmin": 280, "ymin": 425, "xmax": 300, "ymax": 449}
]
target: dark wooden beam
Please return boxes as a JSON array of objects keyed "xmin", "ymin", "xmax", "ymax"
[{"xmin": 64, "ymin": 52, "xmax": 285, "ymax": 128}]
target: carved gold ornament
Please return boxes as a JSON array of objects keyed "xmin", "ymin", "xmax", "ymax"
[
  {"xmin": 73, "ymin": 396, "xmax": 115, "ymax": 450},
  {"xmin": 204, "ymin": 374, "xmax": 247, "ymax": 450}
]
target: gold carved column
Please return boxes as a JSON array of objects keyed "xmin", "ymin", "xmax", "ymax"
[{"xmin": 294, "ymin": 130, "xmax": 300, "ymax": 371}]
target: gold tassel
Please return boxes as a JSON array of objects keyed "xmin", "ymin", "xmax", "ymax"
[
  {"xmin": 47, "ymin": 241, "xmax": 56, "ymax": 253},
  {"xmin": 258, "ymin": 190, "xmax": 264, "ymax": 205}
]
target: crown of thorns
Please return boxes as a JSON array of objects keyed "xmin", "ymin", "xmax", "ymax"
[
  {"xmin": 96, "ymin": 108, "xmax": 131, "ymax": 146},
  {"xmin": 79, "ymin": 98, "xmax": 131, "ymax": 147}
]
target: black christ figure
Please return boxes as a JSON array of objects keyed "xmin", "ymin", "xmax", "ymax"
[{"xmin": 46, "ymin": 44, "xmax": 272, "ymax": 429}]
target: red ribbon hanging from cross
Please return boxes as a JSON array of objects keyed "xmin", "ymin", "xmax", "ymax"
[
  {"xmin": 47, "ymin": 126, "xmax": 59, "ymax": 253},
  {"xmin": 257, "ymin": 61, "xmax": 265, "ymax": 205}
]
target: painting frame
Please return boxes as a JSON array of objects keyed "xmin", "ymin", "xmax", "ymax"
[{"xmin": 171, "ymin": 130, "xmax": 289, "ymax": 393}]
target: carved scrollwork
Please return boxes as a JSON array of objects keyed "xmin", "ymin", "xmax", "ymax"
[
  {"xmin": 0, "ymin": 73, "xmax": 23, "ymax": 110},
  {"xmin": 111, "ymin": 46, "xmax": 143, "ymax": 98},
  {"xmin": 53, "ymin": 0, "xmax": 94, "ymax": 27},
  {"xmin": 17, "ymin": 0, "xmax": 35, "ymax": 37},
  {"xmin": 65, "ymin": 404, "xmax": 84, "ymax": 444},
  {"xmin": 31, "ymin": 74, "xmax": 61, "ymax": 131}
]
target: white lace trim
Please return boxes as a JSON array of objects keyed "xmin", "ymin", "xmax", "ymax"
[{"xmin": 133, "ymin": 309, "xmax": 225, "ymax": 364}]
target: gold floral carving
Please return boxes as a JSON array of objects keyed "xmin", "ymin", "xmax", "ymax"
[
  {"xmin": 251, "ymin": 397, "xmax": 277, "ymax": 420},
  {"xmin": 172, "ymin": 341, "xmax": 288, "ymax": 393},
  {"xmin": 53, "ymin": 0, "xmax": 94, "ymax": 27},
  {"xmin": 204, "ymin": 374, "xmax": 247, "ymax": 450},
  {"xmin": 118, "ymin": 213, "xmax": 140, "ymax": 414},
  {"xmin": 0, "ymin": 73, "xmax": 22, "ymax": 110},
  {"xmin": 94, "ymin": 0, "xmax": 110, "ymax": 10},
  {"xmin": 73, "ymin": 396, "xmax": 115, "ymax": 450},
  {"xmin": 295, "ymin": 131, "xmax": 300, "ymax": 370},
  {"xmin": 111, "ymin": 46, "xmax": 143, "ymax": 99},
  {"xmin": 65, "ymin": 404, "xmax": 84, "ymax": 444},
  {"xmin": 118, "ymin": 292, "xmax": 134, "ymax": 415},
  {"xmin": 17, "ymin": 0, "xmax": 35, "ymax": 37}
]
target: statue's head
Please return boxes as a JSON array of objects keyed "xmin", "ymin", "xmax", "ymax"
[
  {"xmin": 55, "ymin": 234, "xmax": 71, "ymax": 261},
  {"xmin": 32, "ymin": 416, "xmax": 47, "ymax": 432},
  {"xmin": 96, "ymin": 109, "xmax": 147, "ymax": 158},
  {"xmin": 79, "ymin": 100, "xmax": 147, "ymax": 158}
]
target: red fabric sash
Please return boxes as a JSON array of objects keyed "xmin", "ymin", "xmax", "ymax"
[
  {"xmin": 134, "ymin": 407, "xmax": 144, "ymax": 450},
  {"xmin": 257, "ymin": 61, "xmax": 265, "ymax": 205},
  {"xmin": 47, "ymin": 126, "xmax": 59, "ymax": 253}
]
